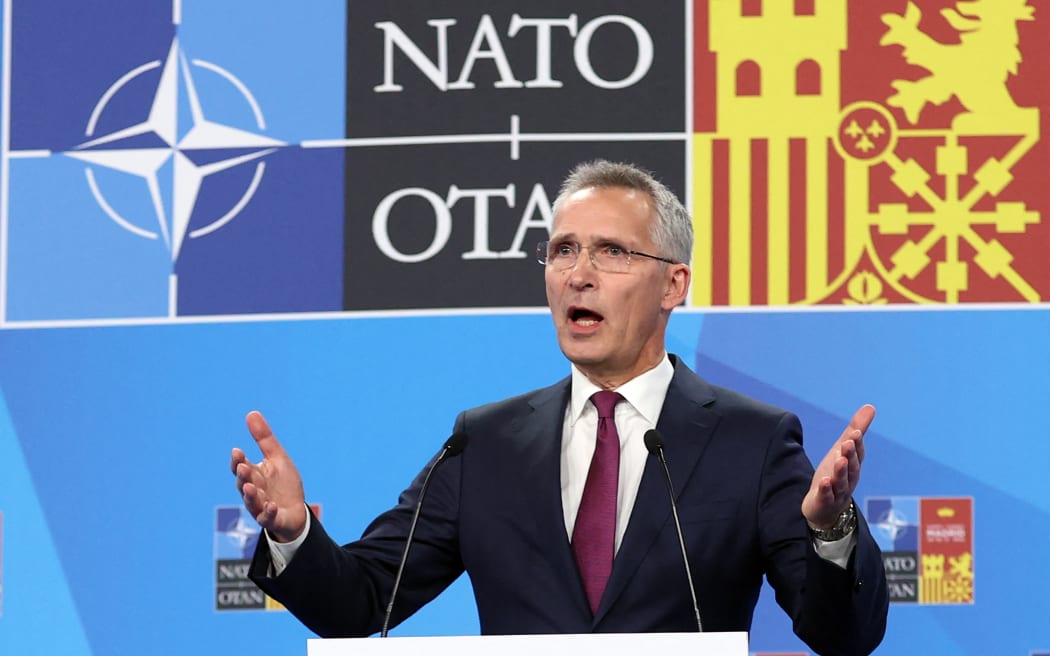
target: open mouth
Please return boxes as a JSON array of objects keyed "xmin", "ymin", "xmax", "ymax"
[{"xmin": 569, "ymin": 306, "xmax": 604, "ymax": 327}]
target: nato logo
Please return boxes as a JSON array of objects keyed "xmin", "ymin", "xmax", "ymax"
[
  {"xmin": 214, "ymin": 505, "xmax": 267, "ymax": 610},
  {"xmin": 867, "ymin": 497, "xmax": 919, "ymax": 552},
  {"xmin": 3, "ymin": 1, "xmax": 345, "ymax": 324},
  {"xmin": 867, "ymin": 497, "xmax": 921, "ymax": 603}
]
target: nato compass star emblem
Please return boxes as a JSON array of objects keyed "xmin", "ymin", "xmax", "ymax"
[
  {"xmin": 64, "ymin": 36, "xmax": 284, "ymax": 313},
  {"xmin": 873, "ymin": 506, "xmax": 913, "ymax": 546},
  {"xmin": 221, "ymin": 514, "xmax": 261, "ymax": 557},
  {"xmin": 215, "ymin": 507, "xmax": 263, "ymax": 559}
]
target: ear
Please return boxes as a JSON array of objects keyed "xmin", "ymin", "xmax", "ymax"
[{"xmin": 661, "ymin": 263, "xmax": 691, "ymax": 310}]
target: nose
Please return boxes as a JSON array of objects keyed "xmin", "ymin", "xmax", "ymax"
[{"xmin": 567, "ymin": 247, "xmax": 598, "ymax": 288}]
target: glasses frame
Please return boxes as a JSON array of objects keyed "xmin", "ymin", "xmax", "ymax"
[{"xmin": 536, "ymin": 240, "xmax": 676, "ymax": 272}]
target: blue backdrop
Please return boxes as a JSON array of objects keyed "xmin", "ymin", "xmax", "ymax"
[{"xmin": 2, "ymin": 1, "xmax": 1049, "ymax": 655}]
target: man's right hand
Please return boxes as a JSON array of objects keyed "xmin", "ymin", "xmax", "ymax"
[{"xmin": 231, "ymin": 410, "xmax": 308, "ymax": 543}]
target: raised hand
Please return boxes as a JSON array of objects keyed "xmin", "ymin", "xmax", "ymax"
[
  {"xmin": 230, "ymin": 410, "xmax": 308, "ymax": 543},
  {"xmin": 801, "ymin": 404, "xmax": 875, "ymax": 530}
]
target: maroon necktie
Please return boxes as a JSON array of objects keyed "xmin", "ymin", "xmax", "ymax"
[{"xmin": 572, "ymin": 390, "xmax": 623, "ymax": 614}]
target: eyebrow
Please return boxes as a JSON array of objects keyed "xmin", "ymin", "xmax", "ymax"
[{"xmin": 548, "ymin": 233, "xmax": 626, "ymax": 245}]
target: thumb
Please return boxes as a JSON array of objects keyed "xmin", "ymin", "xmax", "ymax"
[{"xmin": 245, "ymin": 410, "xmax": 287, "ymax": 461}]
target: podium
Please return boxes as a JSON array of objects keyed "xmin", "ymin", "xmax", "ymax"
[{"xmin": 308, "ymin": 632, "xmax": 748, "ymax": 656}]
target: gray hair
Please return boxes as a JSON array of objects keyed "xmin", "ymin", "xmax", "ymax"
[{"xmin": 551, "ymin": 160, "xmax": 693, "ymax": 266}]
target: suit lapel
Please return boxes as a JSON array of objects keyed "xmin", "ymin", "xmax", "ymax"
[
  {"xmin": 593, "ymin": 357, "xmax": 722, "ymax": 624},
  {"xmin": 512, "ymin": 378, "xmax": 593, "ymax": 616}
]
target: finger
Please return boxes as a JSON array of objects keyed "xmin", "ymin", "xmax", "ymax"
[
  {"xmin": 850, "ymin": 404, "xmax": 874, "ymax": 462},
  {"xmin": 849, "ymin": 404, "xmax": 876, "ymax": 436},
  {"xmin": 843, "ymin": 439, "xmax": 862, "ymax": 482},
  {"xmin": 230, "ymin": 447, "xmax": 248, "ymax": 476},
  {"xmin": 241, "ymin": 481, "xmax": 268, "ymax": 517},
  {"xmin": 833, "ymin": 404, "xmax": 875, "ymax": 450},
  {"xmin": 235, "ymin": 461, "xmax": 268, "ymax": 496},
  {"xmin": 831, "ymin": 456, "xmax": 851, "ymax": 498},
  {"xmin": 234, "ymin": 461, "xmax": 251, "ymax": 494},
  {"xmin": 817, "ymin": 476, "xmax": 837, "ymax": 506},
  {"xmin": 246, "ymin": 410, "xmax": 288, "ymax": 461},
  {"xmin": 257, "ymin": 501, "xmax": 278, "ymax": 529}
]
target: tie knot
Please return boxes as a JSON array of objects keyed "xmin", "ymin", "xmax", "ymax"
[{"xmin": 591, "ymin": 390, "xmax": 623, "ymax": 419}]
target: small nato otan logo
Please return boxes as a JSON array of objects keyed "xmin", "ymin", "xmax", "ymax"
[
  {"xmin": 214, "ymin": 506, "xmax": 267, "ymax": 611},
  {"xmin": 867, "ymin": 497, "xmax": 921, "ymax": 603},
  {"xmin": 213, "ymin": 504, "xmax": 320, "ymax": 611},
  {"xmin": 867, "ymin": 496, "xmax": 974, "ymax": 605}
]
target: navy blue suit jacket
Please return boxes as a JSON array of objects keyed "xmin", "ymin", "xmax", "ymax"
[{"xmin": 250, "ymin": 356, "xmax": 888, "ymax": 655}]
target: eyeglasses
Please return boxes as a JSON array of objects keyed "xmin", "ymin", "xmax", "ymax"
[{"xmin": 536, "ymin": 240, "xmax": 676, "ymax": 273}]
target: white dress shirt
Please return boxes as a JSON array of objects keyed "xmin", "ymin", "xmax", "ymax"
[{"xmin": 561, "ymin": 356, "xmax": 674, "ymax": 553}]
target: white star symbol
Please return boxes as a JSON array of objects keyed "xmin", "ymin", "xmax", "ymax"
[
  {"xmin": 874, "ymin": 507, "xmax": 911, "ymax": 543},
  {"xmin": 65, "ymin": 36, "xmax": 284, "ymax": 262},
  {"xmin": 222, "ymin": 514, "xmax": 260, "ymax": 552}
]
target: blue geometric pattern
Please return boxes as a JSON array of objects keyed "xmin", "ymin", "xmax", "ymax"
[{"xmin": 0, "ymin": 389, "xmax": 92, "ymax": 655}]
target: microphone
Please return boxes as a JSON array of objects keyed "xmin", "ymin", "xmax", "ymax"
[
  {"xmin": 380, "ymin": 432, "xmax": 468, "ymax": 637},
  {"xmin": 644, "ymin": 429, "xmax": 703, "ymax": 632}
]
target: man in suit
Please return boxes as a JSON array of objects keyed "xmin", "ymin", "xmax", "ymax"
[{"xmin": 232, "ymin": 160, "xmax": 889, "ymax": 655}]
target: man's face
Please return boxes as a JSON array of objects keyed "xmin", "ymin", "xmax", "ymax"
[{"xmin": 545, "ymin": 186, "xmax": 690, "ymax": 387}]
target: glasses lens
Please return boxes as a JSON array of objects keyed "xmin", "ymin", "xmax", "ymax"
[
  {"xmin": 595, "ymin": 247, "xmax": 630, "ymax": 272},
  {"xmin": 538, "ymin": 242, "xmax": 638, "ymax": 271},
  {"xmin": 539, "ymin": 241, "xmax": 578, "ymax": 269}
]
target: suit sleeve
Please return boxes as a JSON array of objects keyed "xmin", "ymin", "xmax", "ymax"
[
  {"xmin": 759, "ymin": 412, "xmax": 889, "ymax": 656},
  {"xmin": 247, "ymin": 430, "xmax": 466, "ymax": 638}
]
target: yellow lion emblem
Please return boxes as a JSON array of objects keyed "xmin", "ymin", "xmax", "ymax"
[{"xmin": 880, "ymin": 0, "xmax": 1036, "ymax": 132}]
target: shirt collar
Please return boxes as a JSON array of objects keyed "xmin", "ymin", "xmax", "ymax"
[{"xmin": 568, "ymin": 354, "xmax": 674, "ymax": 425}]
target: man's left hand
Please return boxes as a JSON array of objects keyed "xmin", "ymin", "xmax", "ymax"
[{"xmin": 802, "ymin": 404, "xmax": 876, "ymax": 529}]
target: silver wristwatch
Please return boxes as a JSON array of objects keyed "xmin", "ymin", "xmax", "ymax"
[{"xmin": 808, "ymin": 500, "xmax": 858, "ymax": 542}]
